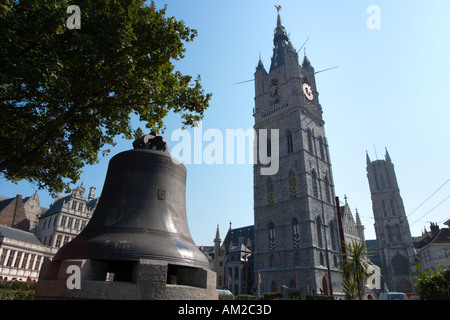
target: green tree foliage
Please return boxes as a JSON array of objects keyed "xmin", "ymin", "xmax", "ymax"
[
  {"xmin": 0, "ymin": 280, "xmax": 36, "ymax": 300},
  {"xmin": 414, "ymin": 264, "xmax": 450, "ymax": 300},
  {"xmin": 0, "ymin": 0, "xmax": 211, "ymax": 194}
]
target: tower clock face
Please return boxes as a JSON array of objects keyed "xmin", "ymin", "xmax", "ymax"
[
  {"xmin": 268, "ymin": 81, "xmax": 281, "ymax": 103},
  {"xmin": 302, "ymin": 83, "xmax": 313, "ymax": 101}
]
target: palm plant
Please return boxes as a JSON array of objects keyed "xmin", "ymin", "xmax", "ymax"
[
  {"xmin": 339, "ymin": 239, "xmax": 374, "ymax": 300},
  {"xmin": 341, "ymin": 278, "xmax": 357, "ymax": 300}
]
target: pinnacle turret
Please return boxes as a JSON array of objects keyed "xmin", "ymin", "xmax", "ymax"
[
  {"xmin": 302, "ymin": 54, "xmax": 312, "ymax": 68},
  {"xmin": 256, "ymin": 55, "xmax": 266, "ymax": 71}
]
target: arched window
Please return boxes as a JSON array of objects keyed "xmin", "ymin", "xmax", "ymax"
[
  {"xmin": 380, "ymin": 174, "xmax": 386, "ymax": 189},
  {"xmin": 319, "ymin": 136, "xmax": 325, "ymax": 160},
  {"xmin": 390, "ymin": 200, "xmax": 396, "ymax": 216},
  {"xmin": 287, "ymin": 131, "xmax": 293, "ymax": 154},
  {"xmin": 316, "ymin": 216, "xmax": 323, "ymax": 248},
  {"xmin": 267, "ymin": 137, "xmax": 271, "ymax": 157},
  {"xmin": 292, "ymin": 218, "xmax": 300, "ymax": 248},
  {"xmin": 289, "ymin": 171, "xmax": 297, "ymax": 198},
  {"xmin": 268, "ymin": 178, "xmax": 274, "ymax": 203},
  {"xmin": 269, "ymin": 222, "xmax": 275, "ymax": 251},
  {"xmin": 271, "ymin": 281, "xmax": 277, "ymax": 293},
  {"xmin": 307, "ymin": 129, "xmax": 314, "ymax": 153},
  {"xmin": 322, "ymin": 275, "xmax": 329, "ymax": 295},
  {"xmin": 382, "ymin": 201, "xmax": 388, "ymax": 217},
  {"xmin": 329, "ymin": 220, "xmax": 339, "ymax": 251},
  {"xmin": 312, "ymin": 170, "xmax": 318, "ymax": 198},
  {"xmin": 324, "ymin": 175, "xmax": 331, "ymax": 203},
  {"xmin": 324, "ymin": 138, "xmax": 330, "ymax": 163}
]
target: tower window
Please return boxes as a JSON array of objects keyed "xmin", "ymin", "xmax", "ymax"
[
  {"xmin": 324, "ymin": 175, "xmax": 331, "ymax": 203},
  {"xmin": 292, "ymin": 218, "xmax": 300, "ymax": 248},
  {"xmin": 287, "ymin": 131, "xmax": 293, "ymax": 154},
  {"xmin": 289, "ymin": 171, "xmax": 297, "ymax": 198},
  {"xmin": 316, "ymin": 216, "xmax": 323, "ymax": 248},
  {"xmin": 267, "ymin": 138, "xmax": 271, "ymax": 157},
  {"xmin": 269, "ymin": 222, "xmax": 276, "ymax": 251},
  {"xmin": 268, "ymin": 178, "xmax": 274, "ymax": 203},
  {"xmin": 307, "ymin": 129, "xmax": 314, "ymax": 153},
  {"xmin": 390, "ymin": 200, "xmax": 396, "ymax": 216},
  {"xmin": 312, "ymin": 170, "xmax": 318, "ymax": 198},
  {"xmin": 319, "ymin": 136, "xmax": 325, "ymax": 160},
  {"xmin": 382, "ymin": 201, "xmax": 388, "ymax": 217},
  {"xmin": 330, "ymin": 220, "xmax": 339, "ymax": 251},
  {"xmin": 380, "ymin": 174, "xmax": 386, "ymax": 189},
  {"xmin": 325, "ymin": 144, "xmax": 330, "ymax": 163}
]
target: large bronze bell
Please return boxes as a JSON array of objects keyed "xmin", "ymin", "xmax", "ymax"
[
  {"xmin": 54, "ymin": 133, "xmax": 209, "ymax": 272},
  {"xmin": 35, "ymin": 134, "xmax": 218, "ymax": 300}
]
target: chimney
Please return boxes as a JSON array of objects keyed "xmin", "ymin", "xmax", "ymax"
[
  {"xmin": 430, "ymin": 222, "xmax": 439, "ymax": 236},
  {"xmin": 88, "ymin": 187, "xmax": 96, "ymax": 201}
]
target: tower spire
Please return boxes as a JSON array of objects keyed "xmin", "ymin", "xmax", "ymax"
[
  {"xmin": 302, "ymin": 51, "xmax": 312, "ymax": 68},
  {"xmin": 270, "ymin": 6, "xmax": 295, "ymax": 72},
  {"xmin": 276, "ymin": 6, "xmax": 282, "ymax": 27},
  {"xmin": 214, "ymin": 224, "xmax": 221, "ymax": 243},
  {"xmin": 385, "ymin": 147, "xmax": 392, "ymax": 163},
  {"xmin": 256, "ymin": 54, "xmax": 265, "ymax": 71},
  {"xmin": 355, "ymin": 208, "xmax": 365, "ymax": 241}
]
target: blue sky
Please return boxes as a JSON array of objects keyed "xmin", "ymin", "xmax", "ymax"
[{"xmin": 1, "ymin": 0, "xmax": 449, "ymax": 246}]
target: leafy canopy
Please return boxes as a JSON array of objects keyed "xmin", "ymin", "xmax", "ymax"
[
  {"xmin": 414, "ymin": 264, "xmax": 450, "ymax": 300},
  {"xmin": 0, "ymin": 0, "xmax": 211, "ymax": 194}
]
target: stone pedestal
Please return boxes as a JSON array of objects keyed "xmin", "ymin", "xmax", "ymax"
[{"xmin": 35, "ymin": 258, "xmax": 217, "ymax": 300}]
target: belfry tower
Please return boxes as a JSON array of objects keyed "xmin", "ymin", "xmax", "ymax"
[
  {"xmin": 253, "ymin": 9, "xmax": 342, "ymax": 295},
  {"xmin": 366, "ymin": 149, "xmax": 415, "ymax": 292}
]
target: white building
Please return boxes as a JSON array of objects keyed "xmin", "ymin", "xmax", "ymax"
[
  {"xmin": 0, "ymin": 184, "xmax": 98, "ymax": 282},
  {"xmin": 34, "ymin": 184, "xmax": 98, "ymax": 249},
  {"xmin": 0, "ymin": 225, "xmax": 54, "ymax": 281},
  {"xmin": 414, "ymin": 221, "xmax": 450, "ymax": 271}
]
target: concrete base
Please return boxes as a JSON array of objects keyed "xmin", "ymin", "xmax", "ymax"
[{"xmin": 35, "ymin": 258, "xmax": 217, "ymax": 300}]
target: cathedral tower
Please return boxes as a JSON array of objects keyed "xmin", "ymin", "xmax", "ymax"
[
  {"xmin": 366, "ymin": 149, "xmax": 415, "ymax": 292},
  {"xmin": 253, "ymin": 10, "xmax": 341, "ymax": 295}
]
